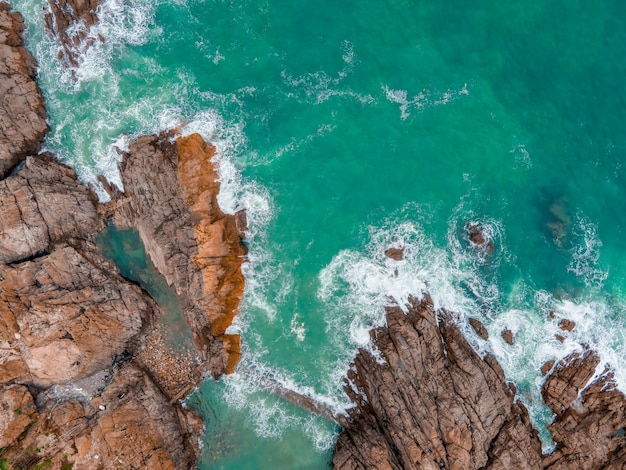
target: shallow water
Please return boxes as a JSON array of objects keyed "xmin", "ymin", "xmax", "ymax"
[
  {"xmin": 12, "ymin": 0, "xmax": 626, "ymax": 466},
  {"xmin": 96, "ymin": 222, "xmax": 195, "ymax": 350}
]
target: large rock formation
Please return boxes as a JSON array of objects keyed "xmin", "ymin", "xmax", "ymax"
[
  {"xmin": 0, "ymin": 4, "xmax": 246, "ymax": 468},
  {"xmin": 108, "ymin": 131, "xmax": 246, "ymax": 376},
  {"xmin": 0, "ymin": 142, "xmax": 242, "ymax": 467},
  {"xmin": 334, "ymin": 296, "xmax": 626, "ymax": 469},
  {"xmin": 44, "ymin": 0, "xmax": 104, "ymax": 67},
  {"xmin": 333, "ymin": 297, "xmax": 543, "ymax": 470},
  {"xmin": 0, "ymin": 3, "xmax": 48, "ymax": 178}
]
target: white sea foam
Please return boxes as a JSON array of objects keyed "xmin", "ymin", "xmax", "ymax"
[
  {"xmin": 383, "ymin": 83, "xmax": 469, "ymax": 120},
  {"xmin": 316, "ymin": 208, "xmax": 626, "ymax": 450},
  {"xmin": 317, "ymin": 213, "xmax": 490, "ymax": 377},
  {"xmin": 567, "ymin": 214, "xmax": 608, "ymax": 289},
  {"xmin": 219, "ymin": 356, "xmax": 345, "ymax": 451},
  {"xmin": 281, "ymin": 40, "xmax": 374, "ymax": 105}
]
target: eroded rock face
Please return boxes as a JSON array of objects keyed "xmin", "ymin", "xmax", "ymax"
[
  {"xmin": 1, "ymin": 364, "xmax": 195, "ymax": 470},
  {"xmin": 0, "ymin": 155, "xmax": 99, "ymax": 264},
  {"xmin": 0, "ymin": 3, "xmax": 49, "ymax": 178},
  {"xmin": 44, "ymin": 0, "xmax": 104, "ymax": 67},
  {"xmin": 0, "ymin": 243, "xmax": 149, "ymax": 386},
  {"xmin": 334, "ymin": 298, "xmax": 626, "ymax": 470},
  {"xmin": 110, "ymin": 132, "xmax": 246, "ymax": 376},
  {"xmin": 0, "ymin": 5, "xmax": 233, "ymax": 469},
  {"xmin": 0, "ymin": 384, "xmax": 37, "ymax": 448},
  {"xmin": 334, "ymin": 296, "xmax": 543, "ymax": 470},
  {"xmin": 542, "ymin": 350, "xmax": 626, "ymax": 469}
]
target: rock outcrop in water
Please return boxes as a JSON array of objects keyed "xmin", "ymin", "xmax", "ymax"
[
  {"xmin": 45, "ymin": 0, "xmax": 104, "ymax": 67},
  {"xmin": 0, "ymin": 4, "xmax": 246, "ymax": 468},
  {"xmin": 334, "ymin": 296, "xmax": 626, "ymax": 469},
  {"xmin": 333, "ymin": 297, "xmax": 543, "ymax": 470},
  {"xmin": 106, "ymin": 132, "xmax": 246, "ymax": 377}
]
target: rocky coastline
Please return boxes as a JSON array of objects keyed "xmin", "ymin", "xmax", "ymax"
[
  {"xmin": 2, "ymin": 2, "xmax": 626, "ymax": 469},
  {"xmin": 0, "ymin": 3, "xmax": 246, "ymax": 468},
  {"xmin": 333, "ymin": 293, "xmax": 626, "ymax": 469}
]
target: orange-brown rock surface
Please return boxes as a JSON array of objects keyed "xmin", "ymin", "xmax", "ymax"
[
  {"xmin": 0, "ymin": 3, "xmax": 48, "ymax": 178},
  {"xmin": 0, "ymin": 364, "xmax": 197, "ymax": 469},
  {"xmin": 0, "ymin": 4, "xmax": 246, "ymax": 467},
  {"xmin": 0, "ymin": 242, "xmax": 148, "ymax": 386},
  {"xmin": 109, "ymin": 131, "xmax": 246, "ymax": 376},
  {"xmin": 0, "ymin": 383, "xmax": 38, "ymax": 448}
]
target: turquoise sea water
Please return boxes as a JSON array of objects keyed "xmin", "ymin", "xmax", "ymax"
[{"xmin": 11, "ymin": 0, "xmax": 626, "ymax": 467}]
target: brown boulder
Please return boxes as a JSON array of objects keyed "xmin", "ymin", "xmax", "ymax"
[
  {"xmin": 465, "ymin": 223, "xmax": 494, "ymax": 254},
  {"xmin": 469, "ymin": 317, "xmax": 489, "ymax": 340},
  {"xmin": 501, "ymin": 328, "xmax": 514, "ymax": 345},
  {"xmin": 0, "ymin": 3, "xmax": 48, "ymax": 178},
  {"xmin": 0, "ymin": 384, "xmax": 37, "ymax": 448},
  {"xmin": 558, "ymin": 319, "xmax": 576, "ymax": 332},
  {"xmin": 384, "ymin": 247, "xmax": 404, "ymax": 261},
  {"xmin": 0, "ymin": 155, "xmax": 99, "ymax": 264}
]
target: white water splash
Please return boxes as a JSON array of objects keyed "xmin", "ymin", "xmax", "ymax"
[{"xmin": 383, "ymin": 83, "xmax": 469, "ymax": 120}]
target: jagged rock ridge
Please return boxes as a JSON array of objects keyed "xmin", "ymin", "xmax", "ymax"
[
  {"xmin": 333, "ymin": 296, "xmax": 626, "ymax": 469},
  {"xmin": 0, "ymin": 2, "xmax": 48, "ymax": 178}
]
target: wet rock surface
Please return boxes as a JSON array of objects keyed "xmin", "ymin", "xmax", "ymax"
[
  {"xmin": 384, "ymin": 247, "xmax": 404, "ymax": 261},
  {"xmin": 542, "ymin": 350, "xmax": 626, "ymax": 469},
  {"xmin": 501, "ymin": 328, "xmax": 514, "ymax": 345},
  {"xmin": 334, "ymin": 297, "xmax": 626, "ymax": 469},
  {"xmin": 45, "ymin": 0, "xmax": 104, "ymax": 67},
  {"xmin": 0, "ymin": 3, "xmax": 48, "ymax": 178},
  {"xmin": 334, "ymin": 296, "xmax": 543, "ymax": 470},
  {"xmin": 465, "ymin": 222, "xmax": 494, "ymax": 254},
  {"xmin": 109, "ymin": 131, "xmax": 246, "ymax": 376}
]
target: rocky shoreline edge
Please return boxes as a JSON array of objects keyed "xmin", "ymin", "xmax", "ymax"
[
  {"xmin": 1, "ymin": 3, "xmax": 245, "ymax": 468},
  {"xmin": 2, "ymin": 2, "xmax": 626, "ymax": 469},
  {"xmin": 334, "ymin": 293, "xmax": 626, "ymax": 469}
]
